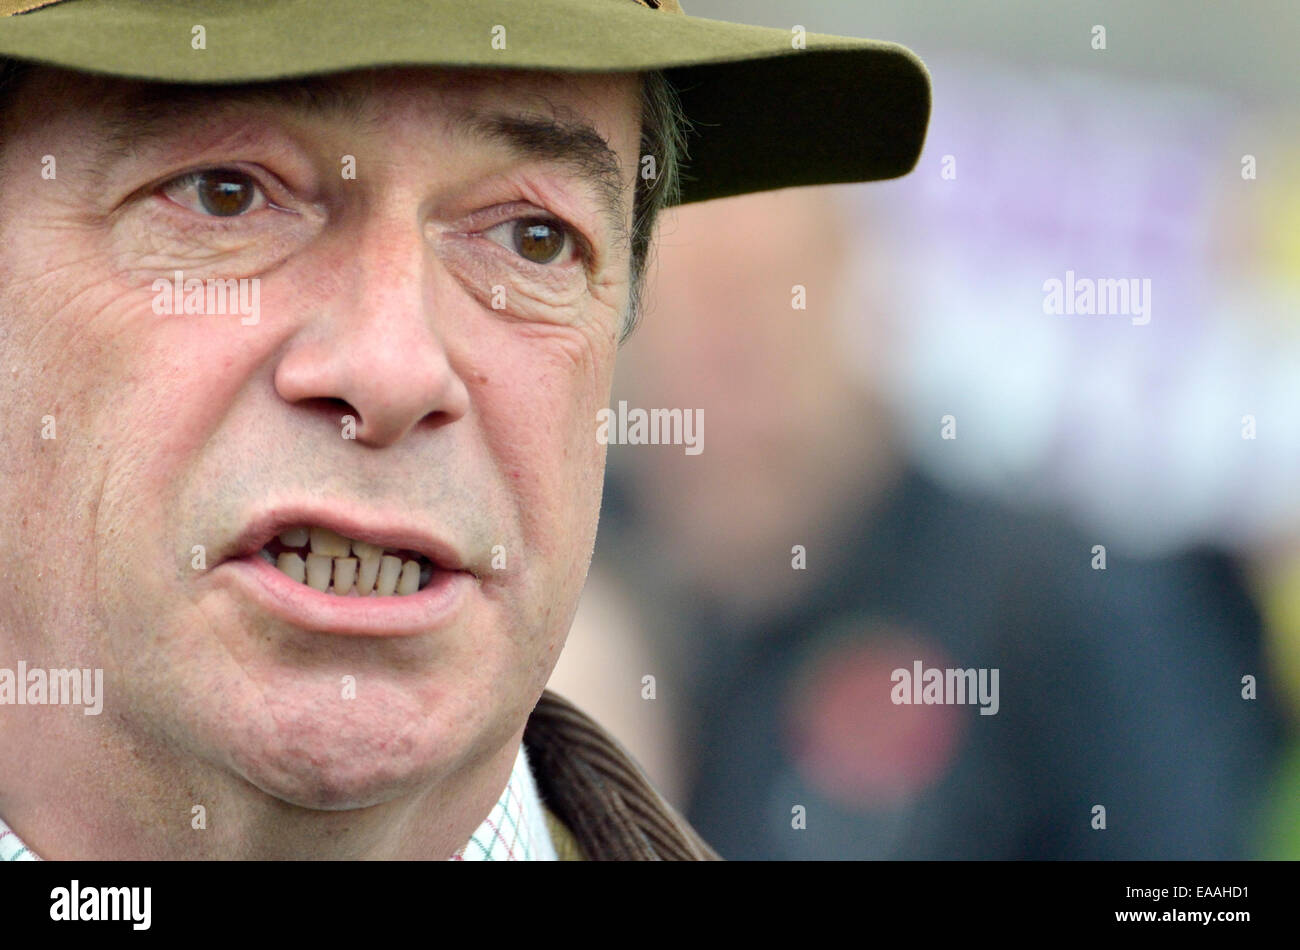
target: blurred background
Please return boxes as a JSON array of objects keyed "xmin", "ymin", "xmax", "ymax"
[{"xmin": 547, "ymin": 0, "xmax": 1299, "ymax": 858}]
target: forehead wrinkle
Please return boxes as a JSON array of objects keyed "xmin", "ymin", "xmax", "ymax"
[{"xmin": 83, "ymin": 77, "xmax": 378, "ymax": 186}]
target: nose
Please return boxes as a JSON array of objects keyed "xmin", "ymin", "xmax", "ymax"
[{"xmin": 273, "ymin": 215, "xmax": 470, "ymax": 448}]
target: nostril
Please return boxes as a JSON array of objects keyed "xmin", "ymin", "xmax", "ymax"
[{"xmin": 296, "ymin": 396, "xmax": 359, "ymax": 427}]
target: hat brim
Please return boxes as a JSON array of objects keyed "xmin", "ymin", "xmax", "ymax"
[{"xmin": 0, "ymin": 0, "xmax": 931, "ymax": 205}]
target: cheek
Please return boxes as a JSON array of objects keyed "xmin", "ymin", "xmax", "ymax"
[
  {"xmin": 0, "ymin": 234, "xmax": 140, "ymax": 513},
  {"xmin": 464, "ymin": 318, "xmax": 615, "ymax": 575},
  {"xmin": 0, "ymin": 248, "xmax": 185, "ymax": 654},
  {"xmin": 0, "ymin": 228, "xmax": 262, "ymax": 605}
]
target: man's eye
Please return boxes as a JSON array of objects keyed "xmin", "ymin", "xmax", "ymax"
[
  {"xmin": 482, "ymin": 218, "xmax": 575, "ymax": 266},
  {"xmin": 161, "ymin": 168, "xmax": 267, "ymax": 217}
]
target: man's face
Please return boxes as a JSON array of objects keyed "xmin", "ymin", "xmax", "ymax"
[{"xmin": 0, "ymin": 66, "xmax": 640, "ymax": 809}]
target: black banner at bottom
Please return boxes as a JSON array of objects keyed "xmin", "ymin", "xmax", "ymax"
[{"xmin": 0, "ymin": 859, "xmax": 1284, "ymax": 938}]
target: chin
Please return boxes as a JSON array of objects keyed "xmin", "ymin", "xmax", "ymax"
[
  {"xmin": 238, "ymin": 755, "xmax": 438, "ymax": 812},
  {"xmin": 216, "ymin": 692, "xmax": 485, "ymax": 812}
]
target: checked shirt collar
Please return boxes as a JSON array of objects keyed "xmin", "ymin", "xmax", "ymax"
[
  {"xmin": 453, "ymin": 741, "xmax": 557, "ymax": 861},
  {"xmin": 0, "ymin": 741, "xmax": 556, "ymax": 861}
]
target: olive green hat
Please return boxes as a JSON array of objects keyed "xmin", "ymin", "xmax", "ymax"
[{"xmin": 0, "ymin": 0, "xmax": 930, "ymax": 205}]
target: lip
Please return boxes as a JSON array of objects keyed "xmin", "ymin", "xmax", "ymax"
[
  {"xmin": 224, "ymin": 507, "xmax": 474, "ymax": 573},
  {"xmin": 212, "ymin": 505, "xmax": 480, "ymax": 637}
]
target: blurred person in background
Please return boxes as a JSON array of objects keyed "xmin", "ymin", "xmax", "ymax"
[{"xmin": 555, "ymin": 185, "xmax": 1287, "ymax": 859}]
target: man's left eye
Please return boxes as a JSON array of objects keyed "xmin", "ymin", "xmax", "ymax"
[
  {"xmin": 161, "ymin": 168, "xmax": 268, "ymax": 217},
  {"xmin": 482, "ymin": 218, "xmax": 575, "ymax": 266}
]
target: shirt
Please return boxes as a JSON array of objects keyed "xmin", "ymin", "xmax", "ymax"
[{"xmin": 0, "ymin": 741, "xmax": 555, "ymax": 861}]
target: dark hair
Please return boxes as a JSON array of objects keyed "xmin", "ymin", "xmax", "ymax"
[
  {"xmin": 626, "ymin": 69, "xmax": 689, "ymax": 340},
  {"xmin": 0, "ymin": 58, "xmax": 687, "ymax": 339},
  {"xmin": 0, "ymin": 58, "xmax": 27, "ymax": 192},
  {"xmin": 0, "ymin": 57, "xmax": 27, "ymax": 110}
]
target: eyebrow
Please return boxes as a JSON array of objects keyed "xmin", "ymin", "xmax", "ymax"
[
  {"xmin": 94, "ymin": 78, "xmax": 630, "ymax": 239},
  {"xmin": 448, "ymin": 105, "xmax": 629, "ymax": 241}
]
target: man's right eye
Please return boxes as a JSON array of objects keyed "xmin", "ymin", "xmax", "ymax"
[{"xmin": 161, "ymin": 168, "xmax": 268, "ymax": 217}]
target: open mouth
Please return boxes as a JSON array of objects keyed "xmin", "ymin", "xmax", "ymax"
[{"xmin": 256, "ymin": 525, "xmax": 436, "ymax": 597}]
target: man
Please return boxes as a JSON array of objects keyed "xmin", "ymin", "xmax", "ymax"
[{"xmin": 0, "ymin": 0, "xmax": 929, "ymax": 860}]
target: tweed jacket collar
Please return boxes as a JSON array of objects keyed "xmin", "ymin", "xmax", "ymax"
[{"xmin": 525, "ymin": 690, "xmax": 720, "ymax": 861}]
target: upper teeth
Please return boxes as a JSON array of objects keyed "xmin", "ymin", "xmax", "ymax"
[
  {"xmin": 260, "ymin": 525, "xmax": 434, "ymax": 596},
  {"xmin": 278, "ymin": 526, "xmax": 309, "ymax": 548},
  {"xmin": 308, "ymin": 526, "xmax": 350, "ymax": 558}
]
